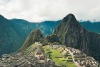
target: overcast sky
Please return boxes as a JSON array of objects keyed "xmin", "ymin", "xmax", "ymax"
[{"xmin": 0, "ymin": 0, "xmax": 100, "ymax": 22}]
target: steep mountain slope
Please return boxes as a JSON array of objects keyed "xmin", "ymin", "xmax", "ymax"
[
  {"xmin": 0, "ymin": 15, "xmax": 22, "ymax": 55},
  {"xmin": 20, "ymin": 29, "xmax": 45, "ymax": 51},
  {"xmin": 54, "ymin": 14, "xmax": 100, "ymax": 62}
]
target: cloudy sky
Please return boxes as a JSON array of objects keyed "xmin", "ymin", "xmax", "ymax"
[{"xmin": 0, "ymin": 0, "xmax": 100, "ymax": 22}]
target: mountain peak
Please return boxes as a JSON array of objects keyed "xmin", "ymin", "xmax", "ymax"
[
  {"xmin": 33, "ymin": 29, "xmax": 41, "ymax": 33},
  {"xmin": 0, "ymin": 14, "xmax": 6, "ymax": 19},
  {"xmin": 62, "ymin": 13, "xmax": 77, "ymax": 23},
  {"xmin": 54, "ymin": 13, "xmax": 80, "ymax": 36},
  {"xmin": 20, "ymin": 29, "xmax": 44, "ymax": 51},
  {"xmin": 0, "ymin": 14, "xmax": 8, "ymax": 23}
]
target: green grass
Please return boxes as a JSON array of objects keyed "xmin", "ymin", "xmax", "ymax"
[
  {"xmin": 50, "ymin": 49, "xmax": 66, "ymax": 65},
  {"xmin": 24, "ymin": 44, "xmax": 43, "ymax": 56},
  {"xmin": 43, "ymin": 45, "xmax": 77, "ymax": 67}
]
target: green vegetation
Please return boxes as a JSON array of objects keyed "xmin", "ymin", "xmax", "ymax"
[{"xmin": 43, "ymin": 45, "xmax": 77, "ymax": 67}]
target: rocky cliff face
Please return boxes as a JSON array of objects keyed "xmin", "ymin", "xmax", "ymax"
[
  {"xmin": 54, "ymin": 14, "xmax": 100, "ymax": 62},
  {"xmin": 54, "ymin": 14, "xmax": 89, "ymax": 50},
  {"xmin": 20, "ymin": 29, "xmax": 44, "ymax": 51}
]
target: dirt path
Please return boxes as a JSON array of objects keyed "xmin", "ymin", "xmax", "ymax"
[{"xmin": 65, "ymin": 48, "xmax": 81, "ymax": 67}]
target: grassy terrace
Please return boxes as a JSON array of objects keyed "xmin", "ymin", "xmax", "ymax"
[{"xmin": 43, "ymin": 45, "xmax": 77, "ymax": 67}]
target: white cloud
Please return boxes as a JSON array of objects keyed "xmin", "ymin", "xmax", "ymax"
[{"xmin": 0, "ymin": 0, "xmax": 100, "ymax": 22}]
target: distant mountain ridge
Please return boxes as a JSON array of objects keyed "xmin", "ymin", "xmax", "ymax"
[{"xmin": 81, "ymin": 21, "xmax": 100, "ymax": 33}]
